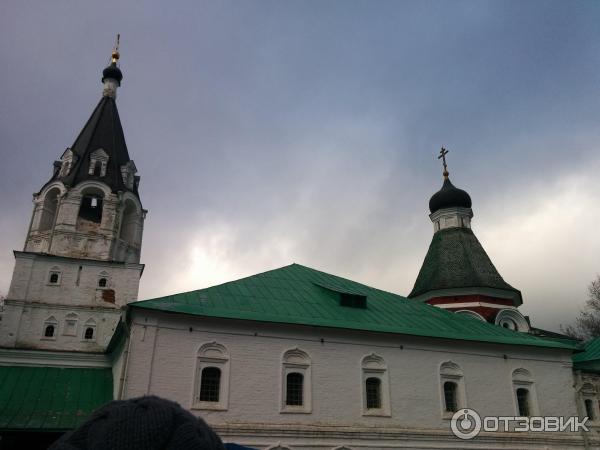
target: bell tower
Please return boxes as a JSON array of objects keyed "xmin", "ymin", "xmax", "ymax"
[
  {"xmin": 0, "ymin": 40, "xmax": 147, "ymax": 352},
  {"xmin": 408, "ymin": 148, "xmax": 530, "ymax": 332}
]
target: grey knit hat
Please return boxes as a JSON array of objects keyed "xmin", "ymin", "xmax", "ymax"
[{"xmin": 49, "ymin": 396, "xmax": 226, "ymax": 450}]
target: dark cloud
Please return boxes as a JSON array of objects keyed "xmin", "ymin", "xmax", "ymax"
[{"xmin": 1, "ymin": 0, "xmax": 599, "ymax": 331}]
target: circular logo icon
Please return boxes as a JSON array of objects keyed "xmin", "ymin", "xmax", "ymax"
[{"xmin": 451, "ymin": 408, "xmax": 482, "ymax": 440}]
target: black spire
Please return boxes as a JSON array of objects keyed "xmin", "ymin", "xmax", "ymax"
[{"xmin": 39, "ymin": 38, "xmax": 138, "ymax": 197}]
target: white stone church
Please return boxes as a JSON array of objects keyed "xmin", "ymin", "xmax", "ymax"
[{"xmin": 1, "ymin": 48, "xmax": 600, "ymax": 450}]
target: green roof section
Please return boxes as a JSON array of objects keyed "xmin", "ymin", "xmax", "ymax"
[
  {"xmin": 408, "ymin": 227, "xmax": 522, "ymax": 304},
  {"xmin": 573, "ymin": 337, "xmax": 600, "ymax": 372},
  {"xmin": 132, "ymin": 263, "xmax": 573, "ymax": 350},
  {"xmin": 0, "ymin": 366, "xmax": 112, "ymax": 431}
]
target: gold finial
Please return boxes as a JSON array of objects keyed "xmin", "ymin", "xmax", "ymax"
[
  {"xmin": 111, "ymin": 34, "xmax": 120, "ymax": 63},
  {"xmin": 438, "ymin": 147, "xmax": 449, "ymax": 179}
]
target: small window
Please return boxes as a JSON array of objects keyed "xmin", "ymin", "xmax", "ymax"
[
  {"xmin": 44, "ymin": 325, "xmax": 55, "ymax": 337},
  {"xmin": 286, "ymin": 373, "xmax": 304, "ymax": 406},
  {"xmin": 340, "ymin": 293, "xmax": 367, "ymax": 309},
  {"xmin": 199, "ymin": 367, "xmax": 221, "ymax": 402},
  {"xmin": 516, "ymin": 388, "xmax": 530, "ymax": 417},
  {"xmin": 98, "ymin": 278, "xmax": 107, "ymax": 288},
  {"xmin": 585, "ymin": 399, "xmax": 595, "ymax": 420},
  {"xmin": 444, "ymin": 381, "xmax": 458, "ymax": 413},
  {"xmin": 93, "ymin": 162, "xmax": 102, "ymax": 177},
  {"xmin": 84, "ymin": 327, "xmax": 94, "ymax": 340},
  {"xmin": 365, "ymin": 377, "xmax": 381, "ymax": 409},
  {"xmin": 49, "ymin": 273, "xmax": 59, "ymax": 284}
]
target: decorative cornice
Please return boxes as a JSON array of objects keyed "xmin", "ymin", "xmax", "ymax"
[
  {"xmin": 13, "ymin": 250, "xmax": 144, "ymax": 270},
  {"xmin": 0, "ymin": 348, "xmax": 111, "ymax": 368}
]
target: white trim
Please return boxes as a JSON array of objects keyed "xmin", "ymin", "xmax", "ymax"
[
  {"xmin": 439, "ymin": 361, "xmax": 467, "ymax": 419},
  {"xmin": 192, "ymin": 342, "xmax": 230, "ymax": 411},
  {"xmin": 361, "ymin": 353, "xmax": 391, "ymax": 417},
  {"xmin": 281, "ymin": 348, "xmax": 312, "ymax": 414},
  {"xmin": 435, "ymin": 302, "xmax": 516, "ymax": 310},
  {"xmin": 0, "ymin": 348, "xmax": 111, "ymax": 368}
]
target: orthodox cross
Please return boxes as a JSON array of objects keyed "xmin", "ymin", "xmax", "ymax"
[
  {"xmin": 111, "ymin": 34, "xmax": 121, "ymax": 64},
  {"xmin": 438, "ymin": 147, "xmax": 449, "ymax": 179}
]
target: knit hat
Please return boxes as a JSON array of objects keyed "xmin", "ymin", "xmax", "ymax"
[{"xmin": 49, "ymin": 396, "xmax": 226, "ymax": 450}]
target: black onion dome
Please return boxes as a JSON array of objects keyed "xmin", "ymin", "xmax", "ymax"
[
  {"xmin": 102, "ymin": 62, "xmax": 123, "ymax": 85},
  {"xmin": 429, "ymin": 178, "xmax": 472, "ymax": 213}
]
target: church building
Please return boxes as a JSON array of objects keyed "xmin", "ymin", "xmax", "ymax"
[{"xmin": 1, "ymin": 45, "xmax": 600, "ymax": 450}]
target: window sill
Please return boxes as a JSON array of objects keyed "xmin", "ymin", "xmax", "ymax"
[
  {"xmin": 442, "ymin": 411, "xmax": 459, "ymax": 420},
  {"xmin": 40, "ymin": 337, "xmax": 56, "ymax": 341},
  {"xmin": 280, "ymin": 407, "xmax": 311, "ymax": 414},
  {"xmin": 191, "ymin": 403, "xmax": 227, "ymax": 411},
  {"xmin": 362, "ymin": 409, "xmax": 391, "ymax": 417}
]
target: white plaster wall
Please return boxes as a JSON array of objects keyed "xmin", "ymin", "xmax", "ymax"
[
  {"xmin": 8, "ymin": 252, "xmax": 143, "ymax": 307},
  {"xmin": 1, "ymin": 301, "xmax": 121, "ymax": 351},
  {"xmin": 123, "ymin": 311, "xmax": 578, "ymax": 434}
]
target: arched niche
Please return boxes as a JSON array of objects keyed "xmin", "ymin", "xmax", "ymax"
[{"xmin": 39, "ymin": 187, "xmax": 61, "ymax": 231}]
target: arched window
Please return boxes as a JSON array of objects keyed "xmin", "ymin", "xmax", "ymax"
[
  {"xmin": 120, "ymin": 200, "xmax": 139, "ymax": 247},
  {"xmin": 444, "ymin": 381, "xmax": 458, "ymax": 413},
  {"xmin": 286, "ymin": 373, "xmax": 304, "ymax": 406},
  {"xmin": 512, "ymin": 368, "xmax": 537, "ymax": 417},
  {"xmin": 282, "ymin": 349, "xmax": 311, "ymax": 413},
  {"xmin": 365, "ymin": 377, "xmax": 381, "ymax": 409},
  {"xmin": 84, "ymin": 327, "xmax": 94, "ymax": 340},
  {"xmin": 82, "ymin": 318, "xmax": 96, "ymax": 342},
  {"xmin": 439, "ymin": 361, "xmax": 465, "ymax": 417},
  {"xmin": 194, "ymin": 342, "xmax": 229, "ymax": 410},
  {"xmin": 199, "ymin": 367, "xmax": 221, "ymax": 402},
  {"xmin": 516, "ymin": 388, "xmax": 530, "ymax": 417},
  {"xmin": 98, "ymin": 278, "xmax": 107, "ymax": 288},
  {"xmin": 77, "ymin": 186, "xmax": 106, "ymax": 231},
  {"xmin": 38, "ymin": 187, "xmax": 61, "ymax": 232},
  {"xmin": 49, "ymin": 273, "xmax": 59, "ymax": 284},
  {"xmin": 585, "ymin": 399, "xmax": 595, "ymax": 420},
  {"xmin": 361, "ymin": 354, "xmax": 390, "ymax": 416},
  {"xmin": 42, "ymin": 316, "xmax": 58, "ymax": 340}
]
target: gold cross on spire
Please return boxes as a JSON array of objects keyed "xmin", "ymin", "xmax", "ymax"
[
  {"xmin": 111, "ymin": 34, "xmax": 120, "ymax": 63},
  {"xmin": 438, "ymin": 147, "xmax": 449, "ymax": 179}
]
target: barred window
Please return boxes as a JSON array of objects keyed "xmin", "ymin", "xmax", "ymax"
[
  {"xmin": 199, "ymin": 367, "xmax": 221, "ymax": 402},
  {"xmin": 365, "ymin": 377, "xmax": 381, "ymax": 409},
  {"xmin": 98, "ymin": 278, "xmax": 107, "ymax": 288},
  {"xmin": 516, "ymin": 388, "xmax": 530, "ymax": 417},
  {"xmin": 286, "ymin": 372, "xmax": 304, "ymax": 406},
  {"xmin": 444, "ymin": 381, "xmax": 458, "ymax": 413}
]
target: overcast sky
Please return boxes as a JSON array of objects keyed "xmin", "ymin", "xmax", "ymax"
[{"xmin": 1, "ymin": 0, "xmax": 599, "ymax": 331}]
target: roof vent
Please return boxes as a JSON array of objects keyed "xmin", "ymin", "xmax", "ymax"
[{"xmin": 340, "ymin": 293, "xmax": 367, "ymax": 309}]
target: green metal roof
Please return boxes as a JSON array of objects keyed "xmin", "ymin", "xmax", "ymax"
[
  {"xmin": 0, "ymin": 366, "xmax": 112, "ymax": 431},
  {"xmin": 573, "ymin": 337, "xmax": 600, "ymax": 372},
  {"xmin": 408, "ymin": 227, "xmax": 522, "ymax": 304},
  {"xmin": 132, "ymin": 263, "xmax": 574, "ymax": 350}
]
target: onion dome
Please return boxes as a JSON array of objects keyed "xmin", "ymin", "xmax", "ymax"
[
  {"xmin": 102, "ymin": 62, "xmax": 123, "ymax": 85},
  {"xmin": 429, "ymin": 178, "xmax": 472, "ymax": 213},
  {"xmin": 102, "ymin": 37, "xmax": 122, "ymax": 85}
]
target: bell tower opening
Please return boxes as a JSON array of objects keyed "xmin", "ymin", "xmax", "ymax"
[
  {"xmin": 77, "ymin": 188, "xmax": 104, "ymax": 231},
  {"xmin": 39, "ymin": 188, "xmax": 60, "ymax": 232}
]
